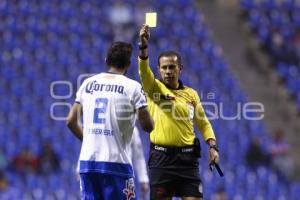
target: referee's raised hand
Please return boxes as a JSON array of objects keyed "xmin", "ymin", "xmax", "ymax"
[
  {"xmin": 139, "ymin": 25, "xmax": 149, "ymax": 59},
  {"xmin": 139, "ymin": 24, "xmax": 150, "ymax": 46}
]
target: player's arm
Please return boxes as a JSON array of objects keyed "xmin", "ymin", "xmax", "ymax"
[
  {"xmin": 138, "ymin": 24, "xmax": 156, "ymax": 96},
  {"xmin": 193, "ymin": 92, "xmax": 219, "ymax": 164},
  {"xmin": 132, "ymin": 83, "xmax": 154, "ymax": 133},
  {"xmin": 136, "ymin": 106, "xmax": 154, "ymax": 133},
  {"xmin": 66, "ymin": 103, "xmax": 83, "ymax": 141},
  {"xmin": 131, "ymin": 128, "xmax": 149, "ymax": 184},
  {"xmin": 131, "ymin": 128, "xmax": 149, "ymax": 195}
]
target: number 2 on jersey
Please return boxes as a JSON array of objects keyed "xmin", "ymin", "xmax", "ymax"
[{"xmin": 93, "ymin": 98, "xmax": 108, "ymax": 124}]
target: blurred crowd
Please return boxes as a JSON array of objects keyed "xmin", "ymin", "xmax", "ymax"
[
  {"xmin": 245, "ymin": 129, "xmax": 294, "ymax": 182},
  {"xmin": 0, "ymin": 142, "xmax": 60, "ymax": 193}
]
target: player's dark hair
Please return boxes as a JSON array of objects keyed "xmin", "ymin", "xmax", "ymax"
[
  {"xmin": 158, "ymin": 50, "xmax": 182, "ymax": 67},
  {"xmin": 106, "ymin": 42, "xmax": 133, "ymax": 69}
]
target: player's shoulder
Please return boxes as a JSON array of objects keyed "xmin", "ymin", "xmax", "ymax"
[
  {"xmin": 88, "ymin": 73, "xmax": 103, "ymax": 81},
  {"xmin": 80, "ymin": 74, "xmax": 100, "ymax": 85},
  {"xmin": 122, "ymin": 76, "xmax": 142, "ymax": 88}
]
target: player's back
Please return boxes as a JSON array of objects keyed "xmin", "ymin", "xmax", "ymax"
[{"xmin": 76, "ymin": 72, "xmax": 147, "ymax": 177}]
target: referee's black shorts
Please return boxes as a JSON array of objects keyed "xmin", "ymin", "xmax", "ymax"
[{"xmin": 148, "ymin": 143, "xmax": 203, "ymax": 199}]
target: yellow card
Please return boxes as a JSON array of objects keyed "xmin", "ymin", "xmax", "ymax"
[{"xmin": 145, "ymin": 12, "xmax": 157, "ymax": 27}]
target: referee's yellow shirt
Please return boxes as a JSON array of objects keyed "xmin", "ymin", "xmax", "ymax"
[{"xmin": 138, "ymin": 57, "xmax": 216, "ymax": 146}]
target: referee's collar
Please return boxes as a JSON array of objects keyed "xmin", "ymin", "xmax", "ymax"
[{"xmin": 161, "ymin": 79, "xmax": 184, "ymax": 90}]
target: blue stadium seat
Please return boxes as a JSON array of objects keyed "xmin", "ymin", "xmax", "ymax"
[
  {"xmin": 242, "ymin": 0, "xmax": 300, "ymax": 111},
  {"xmin": 260, "ymin": 0, "xmax": 278, "ymax": 10}
]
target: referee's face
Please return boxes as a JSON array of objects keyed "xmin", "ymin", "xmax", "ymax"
[{"xmin": 159, "ymin": 55, "xmax": 182, "ymax": 89}]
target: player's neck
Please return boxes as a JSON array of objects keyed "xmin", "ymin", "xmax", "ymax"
[{"xmin": 107, "ymin": 67, "xmax": 127, "ymax": 75}]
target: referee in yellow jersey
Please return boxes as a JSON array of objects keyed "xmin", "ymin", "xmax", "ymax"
[{"xmin": 138, "ymin": 25, "xmax": 220, "ymax": 200}]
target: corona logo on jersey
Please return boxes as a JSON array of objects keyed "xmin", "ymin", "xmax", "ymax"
[
  {"xmin": 85, "ymin": 80, "xmax": 125, "ymax": 94},
  {"xmin": 123, "ymin": 178, "xmax": 135, "ymax": 200}
]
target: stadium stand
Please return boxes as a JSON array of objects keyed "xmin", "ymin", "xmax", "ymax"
[{"xmin": 240, "ymin": 0, "xmax": 300, "ymax": 110}]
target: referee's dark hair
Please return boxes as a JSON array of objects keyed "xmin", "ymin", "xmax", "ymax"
[
  {"xmin": 106, "ymin": 41, "xmax": 133, "ymax": 69},
  {"xmin": 158, "ymin": 50, "xmax": 182, "ymax": 67}
]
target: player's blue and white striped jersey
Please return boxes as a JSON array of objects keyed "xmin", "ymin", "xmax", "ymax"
[{"xmin": 75, "ymin": 72, "xmax": 147, "ymax": 177}]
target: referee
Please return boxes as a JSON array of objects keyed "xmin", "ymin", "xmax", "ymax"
[{"xmin": 138, "ymin": 25, "xmax": 220, "ymax": 200}]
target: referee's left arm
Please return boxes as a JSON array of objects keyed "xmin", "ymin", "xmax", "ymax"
[
  {"xmin": 194, "ymin": 101, "xmax": 216, "ymax": 142},
  {"xmin": 193, "ymin": 92, "xmax": 219, "ymax": 164}
]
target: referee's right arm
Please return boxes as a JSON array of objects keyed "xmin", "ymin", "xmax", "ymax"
[
  {"xmin": 138, "ymin": 25, "xmax": 157, "ymax": 97},
  {"xmin": 139, "ymin": 24, "xmax": 149, "ymax": 59}
]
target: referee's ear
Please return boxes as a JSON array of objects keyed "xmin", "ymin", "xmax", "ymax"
[
  {"xmin": 179, "ymin": 65, "xmax": 183, "ymax": 72},
  {"xmin": 157, "ymin": 65, "xmax": 161, "ymax": 73}
]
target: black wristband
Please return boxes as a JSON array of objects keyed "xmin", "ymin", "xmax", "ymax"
[
  {"xmin": 209, "ymin": 144, "xmax": 219, "ymax": 152},
  {"xmin": 138, "ymin": 42, "xmax": 148, "ymax": 50}
]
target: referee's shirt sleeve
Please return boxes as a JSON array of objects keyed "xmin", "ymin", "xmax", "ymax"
[
  {"xmin": 194, "ymin": 92, "xmax": 216, "ymax": 141},
  {"xmin": 138, "ymin": 57, "xmax": 156, "ymax": 97}
]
